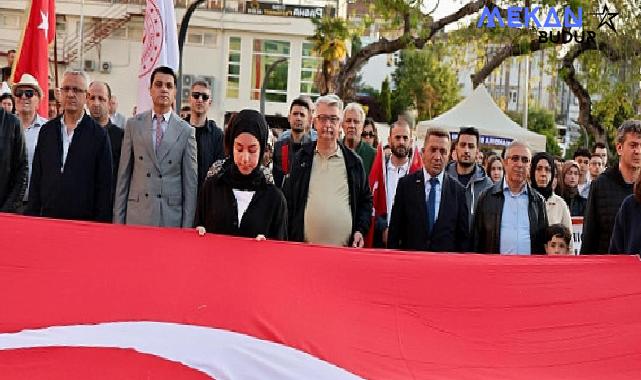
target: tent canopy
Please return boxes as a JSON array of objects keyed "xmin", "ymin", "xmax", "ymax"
[{"xmin": 416, "ymin": 84, "xmax": 547, "ymax": 152}]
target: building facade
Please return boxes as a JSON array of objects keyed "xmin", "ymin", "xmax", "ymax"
[{"xmin": 0, "ymin": 0, "xmax": 344, "ymax": 126}]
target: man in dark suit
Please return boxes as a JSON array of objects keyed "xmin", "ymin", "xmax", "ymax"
[
  {"xmin": 87, "ymin": 80, "xmax": 123, "ymax": 199},
  {"xmin": 26, "ymin": 70, "xmax": 113, "ymax": 222},
  {"xmin": 388, "ymin": 127, "xmax": 470, "ymax": 252}
]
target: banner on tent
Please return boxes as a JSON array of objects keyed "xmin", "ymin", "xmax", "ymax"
[{"xmin": 450, "ymin": 132, "xmax": 513, "ymax": 146}]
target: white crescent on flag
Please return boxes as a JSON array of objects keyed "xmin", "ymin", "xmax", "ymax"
[{"xmin": 0, "ymin": 322, "xmax": 361, "ymax": 379}]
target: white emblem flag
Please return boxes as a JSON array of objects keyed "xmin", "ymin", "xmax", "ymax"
[{"xmin": 136, "ymin": 0, "xmax": 179, "ymax": 113}]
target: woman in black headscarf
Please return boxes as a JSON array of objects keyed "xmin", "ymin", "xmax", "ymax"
[
  {"xmin": 530, "ymin": 152, "xmax": 573, "ymax": 251},
  {"xmin": 195, "ymin": 109, "xmax": 287, "ymax": 240}
]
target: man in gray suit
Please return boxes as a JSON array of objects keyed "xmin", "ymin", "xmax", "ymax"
[{"xmin": 113, "ymin": 66, "xmax": 197, "ymax": 227}]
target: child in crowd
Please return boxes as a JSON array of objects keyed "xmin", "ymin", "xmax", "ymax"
[{"xmin": 544, "ymin": 224, "xmax": 572, "ymax": 255}]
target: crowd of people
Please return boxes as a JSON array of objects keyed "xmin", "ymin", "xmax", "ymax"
[{"xmin": 1, "ymin": 64, "xmax": 640, "ymax": 255}]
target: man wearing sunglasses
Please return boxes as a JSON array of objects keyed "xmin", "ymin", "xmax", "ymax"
[
  {"xmin": 188, "ymin": 80, "xmax": 224, "ymax": 195},
  {"xmin": 12, "ymin": 74, "xmax": 47, "ymax": 213},
  {"xmin": 472, "ymin": 141, "xmax": 548, "ymax": 255}
]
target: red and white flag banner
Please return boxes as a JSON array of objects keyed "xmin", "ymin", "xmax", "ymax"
[
  {"xmin": 1, "ymin": 214, "xmax": 641, "ymax": 379},
  {"xmin": 12, "ymin": 0, "xmax": 56, "ymax": 117}
]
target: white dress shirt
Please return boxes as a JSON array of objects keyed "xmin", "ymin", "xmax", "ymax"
[
  {"xmin": 385, "ymin": 159, "xmax": 410, "ymax": 224},
  {"xmin": 423, "ymin": 169, "xmax": 445, "ymax": 224},
  {"xmin": 60, "ymin": 114, "xmax": 83, "ymax": 170},
  {"xmin": 23, "ymin": 114, "xmax": 46, "ymax": 200}
]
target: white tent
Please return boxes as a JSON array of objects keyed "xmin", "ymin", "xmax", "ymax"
[{"xmin": 416, "ymin": 84, "xmax": 547, "ymax": 152}]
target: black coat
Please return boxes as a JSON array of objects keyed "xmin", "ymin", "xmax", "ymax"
[
  {"xmin": 195, "ymin": 164, "xmax": 287, "ymax": 240},
  {"xmin": 26, "ymin": 114, "xmax": 113, "ymax": 222},
  {"xmin": 194, "ymin": 120, "xmax": 225, "ymax": 194},
  {"xmin": 272, "ymin": 134, "xmax": 312, "ymax": 188},
  {"xmin": 472, "ymin": 181, "xmax": 548, "ymax": 254},
  {"xmin": 0, "ymin": 109, "xmax": 27, "ymax": 212},
  {"xmin": 387, "ymin": 171, "xmax": 470, "ymax": 252},
  {"xmin": 581, "ymin": 165, "xmax": 634, "ymax": 254},
  {"xmin": 282, "ymin": 141, "xmax": 372, "ymax": 243},
  {"xmin": 609, "ymin": 194, "xmax": 641, "ymax": 254},
  {"xmin": 106, "ymin": 121, "xmax": 124, "ymax": 196}
]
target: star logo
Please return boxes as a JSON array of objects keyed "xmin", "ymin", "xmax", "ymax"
[
  {"xmin": 591, "ymin": 4, "xmax": 618, "ymax": 32},
  {"xmin": 37, "ymin": 11, "xmax": 49, "ymax": 40}
]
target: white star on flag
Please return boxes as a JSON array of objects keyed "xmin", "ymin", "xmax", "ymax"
[{"xmin": 38, "ymin": 11, "xmax": 48, "ymax": 40}]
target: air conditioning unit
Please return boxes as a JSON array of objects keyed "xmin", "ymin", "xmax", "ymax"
[
  {"xmin": 182, "ymin": 88, "xmax": 190, "ymax": 103},
  {"xmin": 84, "ymin": 60, "xmax": 96, "ymax": 72},
  {"xmin": 101, "ymin": 61, "xmax": 112, "ymax": 74},
  {"xmin": 182, "ymin": 74, "xmax": 195, "ymax": 88}
]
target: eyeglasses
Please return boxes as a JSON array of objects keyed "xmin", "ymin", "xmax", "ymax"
[
  {"xmin": 61, "ymin": 86, "xmax": 86, "ymax": 94},
  {"xmin": 506, "ymin": 155, "xmax": 530, "ymax": 164},
  {"xmin": 362, "ymin": 132, "xmax": 375, "ymax": 138},
  {"xmin": 15, "ymin": 89, "xmax": 36, "ymax": 98},
  {"xmin": 191, "ymin": 92, "xmax": 210, "ymax": 101},
  {"xmin": 316, "ymin": 115, "xmax": 340, "ymax": 125},
  {"xmin": 575, "ymin": 158, "xmax": 589, "ymax": 165}
]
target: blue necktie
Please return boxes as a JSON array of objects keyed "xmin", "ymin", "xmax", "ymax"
[{"xmin": 427, "ymin": 177, "xmax": 439, "ymax": 235}]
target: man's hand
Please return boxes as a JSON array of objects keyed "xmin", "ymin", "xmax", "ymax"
[
  {"xmin": 382, "ymin": 227, "xmax": 388, "ymax": 246},
  {"xmin": 352, "ymin": 231, "xmax": 364, "ymax": 248}
]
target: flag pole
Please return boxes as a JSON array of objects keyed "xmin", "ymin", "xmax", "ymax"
[{"xmin": 53, "ymin": 28, "xmax": 59, "ymax": 89}]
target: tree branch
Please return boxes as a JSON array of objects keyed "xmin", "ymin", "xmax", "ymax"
[
  {"xmin": 471, "ymin": 34, "xmax": 544, "ymax": 88},
  {"xmin": 335, "ymin": 0, "xmax": 492, "ymax": 100}
]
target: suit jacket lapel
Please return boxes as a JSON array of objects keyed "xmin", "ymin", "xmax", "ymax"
[
  {"xmin": 434, "ymin": 174, "xmax": 449, "ymax": 228},
  {"xmin": 414, "ymin": 170, "xmax": 429, "ymax": 231},
  {"xmin": 64, "ymin": 115, "xmax": 86, "ymax": 168},
  {"xmin": 157, "ymin": 114, "xmax": 182, "ymax": 164},
  {"xmin": 141, "ymin": 111, "xmax": 160, "ymax": 170}
]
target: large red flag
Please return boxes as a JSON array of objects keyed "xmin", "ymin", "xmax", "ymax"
[
  {"xmin": 12, "ymin": 0, "xmax": 55, "ymax": 118},
  {"xmin": 2, "ymin": 214, "xmax": 641, "ymax": 378},
  {"xmin": 365, "ymin": 145, "xmax": 423, "ymax": 247}
]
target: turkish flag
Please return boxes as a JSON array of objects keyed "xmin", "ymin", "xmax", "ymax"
[
  {"xmin": 365, "ymin": 145, "xmax": 423, "ymax": 247},
  {"xmin": 2, "ymin": 214, "xmax": 641, "ymax": 379},
  {"xmin": 12, "ymin": 0, "xmax": 56, "ymax": 118}
]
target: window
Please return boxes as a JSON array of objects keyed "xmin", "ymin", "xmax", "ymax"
[
  {"xmin": 226, "ymin": 36, "xmax": 241, "ymax": 99},
  {"xmin": 187, "ymin": 32, "xmax": 203, "ymax": 45},
  {"xmin": 250, "ymin": 39, "xmax": 290, "ymax": 103},
  {"xmin": 300, "ymin": 42, "xmax": 320, "ymax": 97}
]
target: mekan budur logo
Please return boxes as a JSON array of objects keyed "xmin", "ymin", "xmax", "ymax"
[{"xmin": 477, "ymin": 4, "xmax": 618, "ymax": 44}]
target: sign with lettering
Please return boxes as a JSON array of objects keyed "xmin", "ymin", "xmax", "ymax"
[
  {"xmin": 450, "ymin": 132, "xmax": 513, "ymax": 147},
  {"xmin": 245, "ymin": 2, "xmax": 335, "ymax": 18}
]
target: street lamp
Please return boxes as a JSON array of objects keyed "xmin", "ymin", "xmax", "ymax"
[
  {"xmin": 260, "ymin": 57, "xmax": 287, "ymax": 115},
  {"xmin": 177, "ymin": 0, "xmax": 206, "ymax": 106}
]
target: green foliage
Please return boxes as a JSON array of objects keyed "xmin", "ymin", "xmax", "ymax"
[
  {"xmin": 507, "ymin": 107, "xmax": 562, "ymax": 156},
  {"xmin": 592, "ymin": 83, "xmax": 636, "ymax": 148},
  {"xmin": 379, "ymin": 77, "xmax": 392, "ymax": 123},
  {"xmin": 391, "ymin": 47, "xmax": 461, "ymax": 121}
]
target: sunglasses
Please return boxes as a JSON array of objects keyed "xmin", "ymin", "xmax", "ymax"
[
  {"xmin": 361, "ymin": 132, "xmax": 375, "ymax": 138},
  {"xmin": 191, "ymin": 92, "xmax": 210, "ymax": 101},
  {"xmin": 15, "ymin": 89, "xmax": 36, "ymax": 98}
]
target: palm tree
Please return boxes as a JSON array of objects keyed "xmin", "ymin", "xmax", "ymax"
[{"xmin": 309, "ymin": 17, "xmax": 349, "ymax": 95}]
